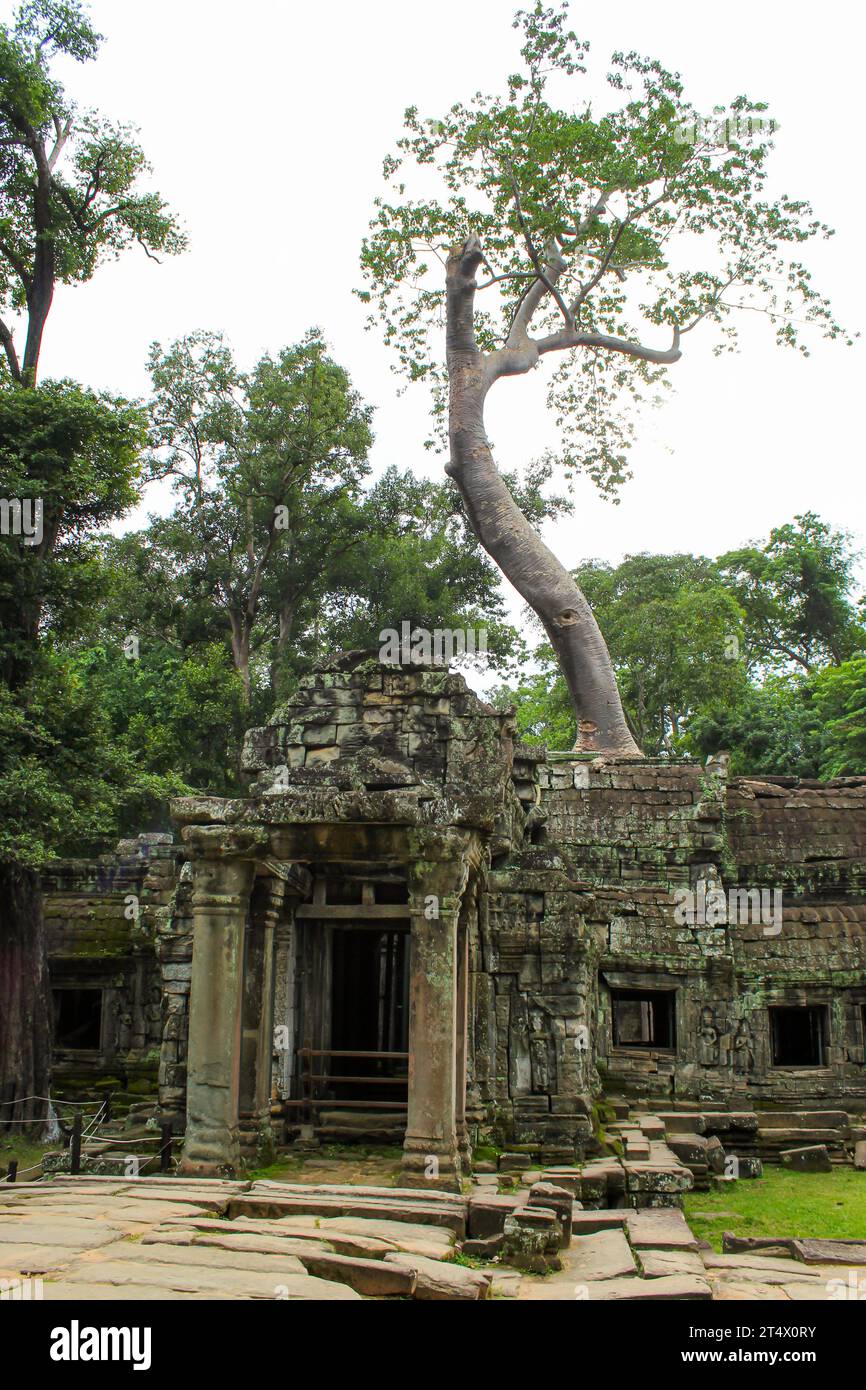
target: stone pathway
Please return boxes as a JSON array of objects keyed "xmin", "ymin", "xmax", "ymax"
[
  {"xmin": 3, "ymin": 1173, "xmax": 863, "ymax": 1301},
  {"xmin": 517, "ymin": 1205, "xmax": 865, "ymax": 1301}
]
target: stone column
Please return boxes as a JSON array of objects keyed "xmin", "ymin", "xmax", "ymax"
[
  {"xmin": 454, "ymin": 915, "xmax": 473, "ymax": 1171},
  {"xmin": 238, "ymin": 876, "xmax": 285, "ymax": 1167},
  {"xmin": 272, "ymin": 920, "xmax": 295, "ymax": 1103},
  {"xmin": 401, "ymin": 829, "xmax": 472, "ymax": 1192},
  {"xmin": 179, "ymin": 826, "xmax": 266, "ymax": 1178}
]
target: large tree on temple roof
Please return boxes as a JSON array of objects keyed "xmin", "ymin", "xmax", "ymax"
[{"xmin": 360, "ymin": 1, "xmax": 849, "ymax": 756}]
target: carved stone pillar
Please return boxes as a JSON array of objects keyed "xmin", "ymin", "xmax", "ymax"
[
  {"xmin": 272, "ymin": 921, "xmax": 296, "ymax": 1104},
  {"xmin": 455, "ymin": 908, "xmax": 472, "ymax": 1170},
  {"xmin": 401, "ymin": 828, "xmax": 473, "ymax": 1192},
  {"xmin": 238, "ymin": 876, "xmax": 285, "ymax": 1167},
  {"xmin": 179, "ymin": 826, "xmax": 266, "ymax": 1177}
]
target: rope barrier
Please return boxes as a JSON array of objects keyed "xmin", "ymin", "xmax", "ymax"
[{"xmin": 0, "ymin": 1095, "xmax": 103, "ymax": 1108}]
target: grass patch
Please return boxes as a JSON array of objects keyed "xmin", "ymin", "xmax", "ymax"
[
  {"xmin": 0, "ymin": 1135, "xmax": 57, "ymax": 1180},
  {"xmin": 685, "ymin": 1166, "xmax": 866, "ymax": 1252}
]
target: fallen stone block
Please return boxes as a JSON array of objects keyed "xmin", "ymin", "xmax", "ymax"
[
  {"xmin": 467, "ymin": 1195, "xmax": 521, "ymax": 1239},
  {"xmin": 570, "ymin": 1229, "xmax": 637, "ymax": 1282},
  {"xmin": 756, "ymin": 1110, "xmax": 849, "ymax": 1131},
  {"xmin": 779, "ymin": 1144, "xmax": 832, "ymax": 1173},
  {"xmin": 626, "ymin": 1208, "xmax": 700, "ymax": 1251},
  {"xmin": 665, "ymin": 1134, "xmax": 709, "ymax": 1165},
  {"xmin": 854, "ymin": 1140, "xmax": 866, "ymax": 1171},
  {"xmin": 702, "ymin": 1255, "xmax": 819, "ymax": 1285},
  {"xmin": 790, "ymin": 1238, "xmax": 866, "ymax": 1266},
  {"xmin": 461, "ymin": 1233, "xmax": 503, "ymax": 1259},
  {"xmin": 655, "ymin": 1111, "xmax": 706, "ymax": 1136},
  {"xmin": 502, "ymin": 1208, "xmax": 562, "ymax": 1273},
  {"xmin": 570, "ymin": 1210, "xmax": 628, "ymax": 1236},
  {"xmin": 292, "ymin": 1249, "xmax": 417, "ymax": 1296},
  {"xmin": 637, "ymin": 1247, "xmax": 708, "ymax": 1279},
  {"xmin": 383, "ymin": 1252, "xmax": 491, "ymax": 1300},
  {"xmin": 701, "ymin": 1112, "xmax": 758, "ymax": 1135},
  {"xmin": 576, "ymin": 1274, "xmax": 712, "ymax": 1301},
  {"xmin": 527, "ymin": 1182, "xmax": 573, "ymax": 1242}
]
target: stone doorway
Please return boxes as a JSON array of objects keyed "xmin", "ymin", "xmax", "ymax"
[{"xmin": 329, "ymin": 926, "xmax": 409, "ymax": 1102}]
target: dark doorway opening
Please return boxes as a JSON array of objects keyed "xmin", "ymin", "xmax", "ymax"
[
  {"xmin": 53, "ymin": 988, "xmax": 102, "ymax": 1050},
  {"xmin": 771, "ymin": 1006, "xmax": 826, "ymax": 1067},
  {"xmin": 611, "ymin": 988, "xmax": 676, "ymax": 1049},
  {"xmin": 329, "ymin": 928, "xmax": 409, "ymax": 1102}
]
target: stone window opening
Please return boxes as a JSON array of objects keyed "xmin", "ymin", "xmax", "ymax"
[
  {"xmin": 53, "ymin": 987, "xmax": 103, "ymax": 1051},
  {"xmin": 611, "ymin": 988, "xmax": 676, "ymax": 1050},
  {"xmin": 770, "ymin": 1005, "xmax": 827, "ymax": 1068}
]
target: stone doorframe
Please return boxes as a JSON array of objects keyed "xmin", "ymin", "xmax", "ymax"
[
  {"xmin": 178, "ymin": 826, "xmax": 310, "ymax": 1178},
  {"xmin": 400, "ymin": 826, "xmax": 483, "ymax": 1192},
  {"xmin": 177, "ymin": 820, "xmax": 483, "ymax": 1185}
]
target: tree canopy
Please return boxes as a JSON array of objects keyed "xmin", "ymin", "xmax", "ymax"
[{"xmin": 0, "ymin": 0, "xmax": 185, "ymax": 383}]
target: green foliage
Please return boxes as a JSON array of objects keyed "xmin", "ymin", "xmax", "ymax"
[
  {"xmin": 684, "ymin": 677, "xmax": 822, "ymax": 779},
  {"xmin": 719, "ymin": 513, "xmax": 865, "ymax": 674},
  {"xmin": 0, "ymin": 380, "xmax": 144, "ymax": 684},
  {"xmin": 491, "ymin": 650, "xmax": 575, "ymax": 749},
  {"xmin": 498, "ymin": 517, "xmax": 866, "ymax": 775},
  {"xmin": 137, "ymin": 331, "xmax": 523, "ymax": 710},
  {"xmin": 360, "ymin": 2, "xmax": 848, "ymax": 487},
  {"xmin": 0, "ymin": 648, "xmax": 186, "ymax": 867},
  {"xmin": 810, "ymin": 656, "xmax": 866, "ymax": 777},
  {"xmin": 0, "ymin": 379, "xmax": 150, "ymax": 865},
  {"xmin": 575, "ymin": 554, "xmax": 749, "ymax": 752},
  {"xmin": 68, "ymin": 638, "xmax": 247, "ymax": 806}
]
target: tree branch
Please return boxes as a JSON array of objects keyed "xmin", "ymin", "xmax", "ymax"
[
  {"xmin": 535, "ymin": 323, "xmax": 682, "ymax": 363},
  {"xmin": 0, "ymin": 317, "xmax": 21, "ymax": 382}
]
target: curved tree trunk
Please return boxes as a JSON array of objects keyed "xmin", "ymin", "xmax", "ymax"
[
  {"xmin": 444, "ymin": 241, "xmax": 641, "ymax": 756},
  {"xmin": 0, "ymin": 862, "xmax": 52, "ymax": 1136}
]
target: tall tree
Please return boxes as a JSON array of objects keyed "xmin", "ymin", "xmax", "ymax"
[
  {"xmin": 0, "ymin": 0, "xmax": 184, "ymax": 384},
  {"xmin": 361, "ymin": 2, "xmax": 848, "ymax": 753},
  {"xmin": 0, "ymin": 0, "xmax": 182, "ymax": 1129},
  {"xmin": 0, "ymin": 383, "xmax": 145, "ymax": 1130},
  {"xmin": 144, "ymin": 330, "xmax": 374, "ymax": 707}
]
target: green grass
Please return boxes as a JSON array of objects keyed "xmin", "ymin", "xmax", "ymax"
[
  {"xmin": 685, "ymin": 1166, "xmax": 866, "ymax": 1251},
  {"xmin": 0, "ymin": 1135, "xmax": 55, "ymax": 1180}
]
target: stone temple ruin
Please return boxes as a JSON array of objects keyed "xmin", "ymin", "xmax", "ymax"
[{"xmin": 43, "ymin": 653, "xmax": 866, "ymax": 1190}]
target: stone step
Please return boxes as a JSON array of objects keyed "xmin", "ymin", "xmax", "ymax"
[{"xmin": 228, "ymin": 1192, "xmax": 466, "ymax": 1236}]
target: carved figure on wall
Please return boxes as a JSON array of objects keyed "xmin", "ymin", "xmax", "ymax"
[
  {"xmin": 697, "ymin": 1005, "xmax": 720, "ymax": 1066},
  {"xmin": 733, "ymin": 1017, "xmax": 755, "ymax": 1074}
]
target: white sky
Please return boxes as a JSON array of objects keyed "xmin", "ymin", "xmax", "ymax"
[{"xmin": 4, "ymin": 0, "xmax": 865, "ymax": 670}]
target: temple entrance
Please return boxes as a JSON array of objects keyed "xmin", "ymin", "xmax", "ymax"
[
  {"xmin": 291, "ymin": 913, "xmax": 410, "ymax": 1135},
  {"xmin": 329, "ymin": 927, "xmax": 409, "ymax": 1102}
]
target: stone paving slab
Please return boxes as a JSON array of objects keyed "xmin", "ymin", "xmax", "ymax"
[
  {"xmin": 626, "ymin": 1207, "xmax": 701, "ymax": 1251},
  {"xmin": 701, "ymin": 1252, "xmax": 821, "ymax": 1282},
  {"xmin": 638, "ymin": 1248, "xmax": 708, "ymax": 1279},
  {"xmin": 569, "ymin": 1229, "xmax": 637, "ymax": 1282},
  {"xmin": 61, "ymin": 1257, "xmax": 360, "ymax": 1299},
  {"xmin": 582, "ymin": 1275, "xmax": 713, "ymax": 1301},
  {"xmin": 40, "ymin": 1281, "xmax": 245, "ymax": 1300},
  {"xmin": 711, "ymin": 1281, "xmax": 792, "ymax": 1301}
]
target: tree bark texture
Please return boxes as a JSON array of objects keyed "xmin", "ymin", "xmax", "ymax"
[{"xmin": 444, "ymin": 239, "xmax": 642, "ymax": 756}]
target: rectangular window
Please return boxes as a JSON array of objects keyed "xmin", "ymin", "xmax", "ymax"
[
  {"xmin": 53, "ymin": 988, "xmax": 103, "ymax": 1051},
  {"xmin": 611, "ymin": 989, "xmax": 676, "ymax": 1050},
  {"xmin": 770, "ymin": 1005, "xmax": 826, "ymax": 1067}
]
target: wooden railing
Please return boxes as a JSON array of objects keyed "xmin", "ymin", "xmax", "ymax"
[{"xmin": 286, "ymin": 1047, "xmax": 409, "ymax": 1127}]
